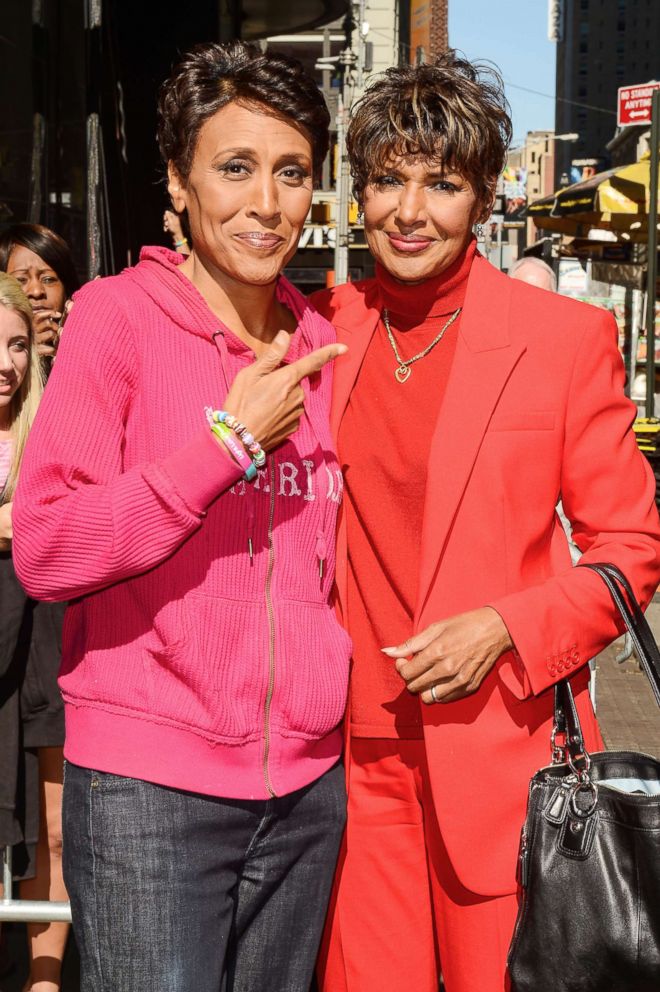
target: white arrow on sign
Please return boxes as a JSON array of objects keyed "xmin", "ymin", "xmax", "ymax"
[{"xmin": 630, "ymin": 109, "xmax": 650, "ymax": 118}]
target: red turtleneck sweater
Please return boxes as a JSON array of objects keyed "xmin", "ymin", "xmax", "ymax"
[{"xmin": 338, "ymin": 240, "xmax": 476, "ymax": 738}]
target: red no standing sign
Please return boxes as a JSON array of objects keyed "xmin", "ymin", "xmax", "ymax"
[{"xmin": 618, "ymin": 81, "xmax": 660, "ymax": 127}]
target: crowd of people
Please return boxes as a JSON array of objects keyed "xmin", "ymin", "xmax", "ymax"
[
  {"xmin": 1, "ymin": 41, "xmax": 659, "ymax": 992},
  {"xmin": 0, "ymin": 224, "xmax": 80, "ymax": 992}
]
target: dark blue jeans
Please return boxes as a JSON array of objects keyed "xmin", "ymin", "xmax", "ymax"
[{"xmin": 62, "ymin": 761, "xmax": 346, "ymax": 992}]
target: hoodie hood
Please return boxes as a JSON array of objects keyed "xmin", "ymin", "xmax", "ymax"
[{"xmin": 125, "ymin": 246, "xmax": 314, "ymax": 362}]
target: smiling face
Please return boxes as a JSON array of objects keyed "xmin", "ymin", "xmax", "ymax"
[
  {"xmin": 6, "ymin": 245, "xmax": 66, "ymax": 314},
  {"xmin": 169, "ymin": 101, "xmax": 314, "ymax": 289},
  {"xmin": 0, "ymin": 307, "xmax": 30, "ymax": 427},
  {"xmin": 363, "ymin": 157, "xmax": 487, "ymax": 283}
]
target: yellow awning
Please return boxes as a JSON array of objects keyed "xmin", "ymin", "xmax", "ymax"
[
  {"xmin": 607, "ymin": 158, "xmax": 658, "ymax": 213},
  {"xmin": 526, "ymin": 156, "xmax": 659, "ymax": 241}
]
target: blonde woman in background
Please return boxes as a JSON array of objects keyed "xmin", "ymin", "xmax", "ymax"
[{"xmin": 0, "ymin": 272, "xmax": 68, "ymax": 992}]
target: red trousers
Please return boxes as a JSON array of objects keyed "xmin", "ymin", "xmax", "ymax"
[{"xmin": 317, "ymin": 738, "xmax": 519, "ymax": 992}]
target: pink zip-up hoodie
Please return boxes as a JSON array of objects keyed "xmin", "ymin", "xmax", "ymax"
[{"xmin": 12, "ymin": 247, "xmax": 352, "ymax": 800}]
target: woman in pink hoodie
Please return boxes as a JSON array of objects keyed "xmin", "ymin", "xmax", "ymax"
[{"xmin": 12, "ymin": 42, "xmax": 350, "ymax": 992}]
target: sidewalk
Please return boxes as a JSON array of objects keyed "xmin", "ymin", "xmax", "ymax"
[{"xmin": 594, "ymin": 592, "xmax": 660, "ymax": 756}]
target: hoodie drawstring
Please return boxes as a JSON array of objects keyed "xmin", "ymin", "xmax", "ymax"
[
  {"xmin": 316, "ymin": 529, "xmax": 327, "ymax": 581},
  {"xmin": 247, "ymin": 499, "xmax": 256, "ymax": 563}
]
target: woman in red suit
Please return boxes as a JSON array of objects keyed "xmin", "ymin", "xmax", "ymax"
[{"xmin": 313, "ymin": 52, "xmax": 660, "ymax": 992}]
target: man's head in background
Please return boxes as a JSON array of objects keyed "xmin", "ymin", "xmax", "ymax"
[{"xmin": 509, "ymin": 256, "xmax": 557, "ymax": 292}]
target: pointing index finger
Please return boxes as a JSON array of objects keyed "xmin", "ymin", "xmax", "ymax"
[{"xmin": 289, "ymin": 343, "xmax": 348, "ymax": 385}]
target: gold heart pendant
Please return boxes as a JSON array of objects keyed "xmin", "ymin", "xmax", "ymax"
[{"xmin": 395, "ymin": 365, "xmax": 411, "ymax": 383}]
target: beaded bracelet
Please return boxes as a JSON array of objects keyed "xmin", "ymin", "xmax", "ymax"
[
  {"xmin": 210, "ymin": 422, "xmax": 257, "ymax": 482},
  {"xmin": 211, "ymin": 411, "xmax": 267, "ymax": 469}
]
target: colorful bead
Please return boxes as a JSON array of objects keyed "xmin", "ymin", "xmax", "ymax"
[{"xmin": 207, "ymin": 409, "xmax": 265, "ymax": 480}]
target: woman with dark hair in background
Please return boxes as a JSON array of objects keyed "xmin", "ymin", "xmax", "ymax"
[
  {"xmin": 0, "ymin": 224, "xmax": 80, "ymax": 361},
  {"xmin": 12, "ymin": 41, "xmax": 349, "ymax": 992},
  {"xmin": 0, "ymin": 272, "xmax": 67, "ymax": 992},
  {"xmin": 313, "ymin": 52, "xmax": 660, "ymax": 992}
]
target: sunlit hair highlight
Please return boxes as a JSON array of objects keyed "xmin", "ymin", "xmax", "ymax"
[
  {"xmin": 0, "ymin": 273, "xmax": 43, "ymax": 501},
  {"xmin": 347, "ymin": 50, "xmax": 513, "ymax": 216}
]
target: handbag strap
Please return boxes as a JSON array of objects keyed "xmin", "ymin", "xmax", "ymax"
[
  {"xmin": 581, "ymin": 563, "xmax": 660, "ymax": 707},
  {"xmin": 553, "ymin": 562, "xmax": 660, "ymax": 768},
  {"xmin": 553, "ymin": 680, "xmax": 587, "ymax": 770}
]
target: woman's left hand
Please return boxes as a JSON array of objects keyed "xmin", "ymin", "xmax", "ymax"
[{"xmin": 382, "ymin": 607, "xmax": 514, "ymax": 704}]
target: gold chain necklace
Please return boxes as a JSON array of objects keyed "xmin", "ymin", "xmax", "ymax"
[{"xmin": 382, "ymin": 307, "xmax": 462, "ymax": 383}]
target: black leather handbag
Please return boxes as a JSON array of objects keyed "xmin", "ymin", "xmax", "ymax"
[{"xmin": 508, "ymin": 563, "xmax": 660, "ymax": 992}]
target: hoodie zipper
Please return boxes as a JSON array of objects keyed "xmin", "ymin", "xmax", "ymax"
[
  {"xmin": 262, "ymin": 455, "xmax": 277, "ymax": 797},
  {"xmin": 211, "ymin": 327, "xmax": 275, "ymax": 794}
]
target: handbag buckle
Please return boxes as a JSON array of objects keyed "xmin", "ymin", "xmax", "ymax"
[
  {"xmin": 568, "ymin": 779, "xmax": 599, "ymax": 819},
  {"xmin": 567, "ymin": 744, "xmax": 599, "ymax": 817}
]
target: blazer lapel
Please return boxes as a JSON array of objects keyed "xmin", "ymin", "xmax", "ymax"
[
  {"xmin": 329, "ymin": 285, "xmax": 382, "ymax": 617},
  {"xmin": 415, "ymin": 257, "xmax": 526, "ymax": 623},
  {"xmin": 330, "ymin": 287, "xmax": 382, "ymax": 445}
]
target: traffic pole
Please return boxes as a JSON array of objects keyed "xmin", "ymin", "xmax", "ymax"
[
  {"xmin": 645, "ymin": 88, "xmax": 659, "ymax": 417},
  {"xmin": 334, "ymin": 37, "xmax": 358, "ymax": 287},
  {"xmin": 334, "ymin": 87, "xmax": 350, "ymax": 286}
]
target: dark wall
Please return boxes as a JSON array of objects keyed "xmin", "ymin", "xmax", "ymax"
[
  {"xmin": 112, "ymin": 0, "xmax": 219, "ymax": 266},
  {"xmin": 0, "ymin": 0, "xmax": 86, "ymax": 274}
]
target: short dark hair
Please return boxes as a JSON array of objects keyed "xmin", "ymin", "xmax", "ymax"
[
  {"xmin": 347, "ymin": 50, "xmax": 512, "ymax": 213},
  {"xmin": 0, "ymin": 223, "xmax": 80, "ymax": 299},
  {"xmin": 157, "ymin": 41, "xmax": 330, "ymax": 181}
]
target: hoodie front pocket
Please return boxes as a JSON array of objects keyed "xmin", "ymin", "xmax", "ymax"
[
  {"xmin": 273, "ymin": 601, "xmax": 352, "ymax": 740},
  {"xmin": 152, "ymin": 593, "xmax": 271, "ymax": 742}
]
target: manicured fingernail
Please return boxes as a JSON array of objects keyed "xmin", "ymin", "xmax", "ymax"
[{"xmin": 381, "ymin": 647, "xmax": 397, "ymax": 656}]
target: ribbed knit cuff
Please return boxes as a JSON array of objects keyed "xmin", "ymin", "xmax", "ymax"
[{"xmin": 160, "ymin": 428, "xmax": 243, "ymax": 515}]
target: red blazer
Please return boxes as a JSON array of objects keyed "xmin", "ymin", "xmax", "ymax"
[{"xmin": 313, "ymin": 253, "xmax": 660, "ymax": 896}]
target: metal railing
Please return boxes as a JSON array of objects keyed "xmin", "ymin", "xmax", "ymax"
[{"xmin": 1, "ymin": 845, "xmax": 71, "ymax": 923}]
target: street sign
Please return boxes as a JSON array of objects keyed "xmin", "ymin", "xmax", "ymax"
[{"xmin": 618, "ymin": 81, "xmax": 660, "ymax": 127}]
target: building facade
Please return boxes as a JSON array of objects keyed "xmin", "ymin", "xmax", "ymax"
[
  {"xmin": 552, "ymin": 0, "xmax": 660, "ymax": 187},
  {"xmin": 507, "ymin": 131, "xmax": 557, "ymax": 248}
]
